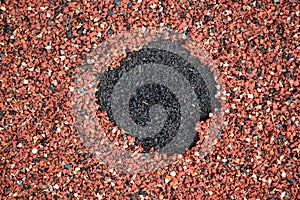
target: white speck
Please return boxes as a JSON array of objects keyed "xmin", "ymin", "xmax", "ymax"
[
  {"xmin": 53, "ymin": 184, "xmax": 59, "ymax": 190},
  {"xmin": 280, "ymin": 191, "xmax": 286, "ymax": 199},
  {"xmin": 75, "ymin": 167, "xmax": 80, "ymax": 172},
  {"xmin": 56, "ymin": 127, "xmax": 61, "ymax": 133},
  {"xmin": 150, "ymin": 3, "xmax": 157, "ymax": 9},
  {"xmin": 40, "ymin": 6, "xmax": 48, "ymax": 11},
  {"xmin": 21, "ymin": 62, "xmax": 27, "ymax": 67},
  {"xmin": 47, "ymin": 69, "xmax": 52, "ymax": 76},
  {"xmin": 36, "ymin": 32, "xmax": 43, "ymax": 38},
  {"xmin": 23, "ymin": 79, "xmax": 28, "ymax": 84},
  {"xmin": 69, "ymin": 86, "xmax": 74, "ymax": 92},
  {"xmin": 46, "ymin": 12, "xmax": 51, "ymax": 18},
  {"xmin": 247, "ymin": 94, "xmax": 253, "ymax": 98},
  {"xmin": 281, "ymin": 171, "xmax": 286, "ymax": 178},
  {"xmin": 96, "ymin": 193, "xmax": 103, "ymax": 199},
  {"xmin": 165, "ymin": 177, "xmax": 170, "ymax": 183},
  {"xmin": 32, "ymin": 148, "xmax": 38, "ymax": 154},
  {"xmin": 224, "ymin": 120, "xmax": 229, "ymax": 127},
  {"xmin": 170, "ymin": 171, "xmax": 176, "ymax": 177},
  {"xmin": 28, "ymin": 67, "xmax": 34, "ymax": 72},
  {"xmin": 52, "ymin": 79, "xmax": 58, "ymax": 86},
  {"xmin": 137, "ymin": 0, "xmax": 142, "ymax": 3}
]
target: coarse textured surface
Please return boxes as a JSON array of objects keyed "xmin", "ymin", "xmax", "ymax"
[{"xmin": 0, "ymin": 0, "xmax": 299, "ymax": 199}]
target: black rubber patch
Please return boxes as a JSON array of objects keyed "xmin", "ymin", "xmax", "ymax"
[{"xmin": 95, "ymin": 47, "xmax": 212, "ymax": 153}]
